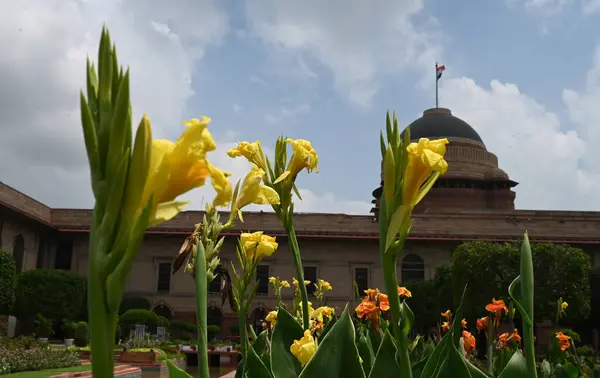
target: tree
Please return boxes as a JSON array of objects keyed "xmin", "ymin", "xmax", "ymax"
[
  {"xmin": 0, "ymin": 251, "xmax": 16, "ymax": 315},
  {"xmin": 450, "ymin": 241, "xmax": 591, "ymax": 324}
]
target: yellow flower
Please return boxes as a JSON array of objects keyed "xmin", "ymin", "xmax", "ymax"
[
  {"xmin": 318, "ymin": 279, "xmax": 332, "ymax": 291},
  {"xmin": 207, "ymin": 162, "xmax": 232, "ymax": 208},
  {"xmin": 281, "ymin": 280, "xmax": 290, "ymax": 288},
  {"xmin": 561, "ymin": 301, "xmax": 569, "ymax": 313},
  {"xmin": 403, "ymin": 138, "xmax": 449, "ymax": 208},
  {"xmin": 227, "ymin": 141, "xmax": 265, "ymax": 170},
  {"xmin": 234, "ymin": 165, "xmax": 280, "ymax": 221},
  {"xmin": 290, "ymin": 330, "xmax": 317, "ymax": 367},
  {"xmin": 310, "ymin": 306, "xmax": 335, "ymax": 323},
  {"xmin": 266, "ymin": 310, "xmax": 278, "ymax": 325},
  {"xmin": 275, "ymin": 139, "xmax": 319, "ymax": 184},
  {"xmin": 240, "ymin": 231, "xmax": 278, "ymax": 261},
  {"xmin": 140, "ymin": 115, "xmax": 218, "ymax": 226},
  {"xmin": 293, "ymin": 277, "xmax": 311, "ymax": 288},
  {"xmin": 269, "ymin": 277, "xmax": 277, "ymax": 284}
]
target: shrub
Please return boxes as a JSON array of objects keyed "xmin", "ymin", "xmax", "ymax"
[
  {"xmin": 119, "ymin": 309, "xmax": 160, "ymax": 336},
  {"xmin": 207, "ymin": 325, "xmax": 221, "ymax": 340},
  {"xmin": 0, "ymin": 344, "xmax": 80, "ymax": 375},
  {"xmin": 33, "ymin": 314, "xmax": 53, "ymax": 338},
  {"xmin": 73, "ymin": 321, "xmax": 89, "ymax": 347},
  {"xmin": 13, "ymin": 269, "xmax": 86, "ymax": 325},
  {"xmin": 589, "ymin": 267, "xmax": 600, "ymax": 330},
  {"xmin": 403, "ymin": 280, "xmax": 438, "ymax": 335},
  {"xmin": 169, "ymin": 319, "xmax": 197, "ymax": 340},
  {"xmin": 433, "ymin": 264, "xmax": 454, "ymax": 311},
  {"xmin": 577, "ymin": 345, "xmax": 597, "ymax": 357},
  {"xmin": 62, "ymin": 319, "xmax": 76, "ymax": 339},
  {"xmin": 119, "ymin": 296, "xmax": 151, "ymax": 314},
  {"xmin": 0, "ymin": 250, "xmax": 17, "ymax": 315},
  {"xmin": 157, "ymin": 316, "xmax": 170, "ymax": 328}
]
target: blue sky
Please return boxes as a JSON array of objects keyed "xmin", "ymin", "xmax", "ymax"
[{"xmin": 3, "ymin": 0, "xmax": 600, "ymax": 213}]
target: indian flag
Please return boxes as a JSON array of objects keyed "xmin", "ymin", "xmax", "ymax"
[{"xmin": 436, "ymin": 65, "xmax": 446, "ymax": 80}]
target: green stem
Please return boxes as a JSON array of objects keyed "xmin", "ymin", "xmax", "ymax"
[
  {"xmin": 286, "ymin": 226, "xmax": 310, "ymax": 330},
  {"xmin": 89, "ymin": 258, "xmax": 116, "ymax": 378},
  {"xmin": 239, "ymin": 304, "xmax": 249, "ymax": 375},
  {"xmin": 195, "ymin": 241, "xmax": 210, "ymax": 378},
  {"xmin": 382, "ymin": 255, "xmax": 412, "ymax": 378},
  {"xmin": 487, "ymin": 317, "xmax": 494, "ymax": 376}
]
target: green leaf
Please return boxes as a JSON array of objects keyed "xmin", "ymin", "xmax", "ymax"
[
  {"xmin": 383, "ymin": 145, "xmax": 396, "ymax": 203},
  {"xmin": 420, "ymin": 285, "xmax": 488, "ymax": 378},
  {"xmin": 385, "ymin": 205, "xmax": 408, "ymax": 251},
  {"xmin": 254, "ymin": 329, "xmax": 268, "ymax": 355},
  {"xmin": 298, "ymin": 307, "xmax": 366, "ymax": 378},
  {"xmin": 368, "ymin": 331, "xmax": 400, "ymax": 378},
  {"xmin": 497, "ymin": 350, "xmax": 528, "ymax": 378},
  {"xmin": 154, "ymin": 350, "xmax": 193, "ymax": 378},
  {"xmin": 554, "ymin": 363, "xmax": 579, "ymax": 378},
  {"xmin": 357, "ymin": 331, "xmax": 375, "ymax": 376},
  {"xmin": 318, "ymin": 315, "xmax": 337, "ymax": 343},
  {"xmin": 246, "ymin": 343, "xmax": 274, "ymax": 378},
  {"xmin": 400, "ymin": 301, "xmax": 415, "ymax": 337},
  {"xmin": 270, "ymin": 306, "xmax": 304, "ymax": 378}
]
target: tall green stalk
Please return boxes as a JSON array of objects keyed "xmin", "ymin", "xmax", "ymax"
[
  {"xmin": 195, "ymin": 241, "xmax": 210, "ymax": 378},
  {"xmin": 88, "ymin": 258, "xmax": 115, "ymax": 378},
  {"xmin": 286, "ymin": 225, "xmax": 310, "ymax": 330},
  {"xmin": 381, "ymin": 254, "xmax": 412, "ymax": 378},
  {"xmin": 378, "ymin": 194, "xmax": 412, "ymax": 378}
]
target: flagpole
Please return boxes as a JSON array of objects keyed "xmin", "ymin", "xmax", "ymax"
[{"xmin": 435, "ymin": 62, "xmax": 439, "ymax": 108}]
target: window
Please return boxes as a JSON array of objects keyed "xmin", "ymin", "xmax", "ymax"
[
  {"xmin": 157, "ymin": 263, "xmax": 172, "ymax": 292},
  {"xmin": 55, "ymin": 240, "xmax": 73, "ymax": 270},
  {"xmin": 209, "ymin": 266, "xmax": 223, "ymax": 294},
  {"xmin": 401, "ymin": 254, "xmax": 425, "ymax": 282},
  {"xmin": 303, "ymin": 266, "xmax": 317, "ymax": 295},
  {"xmin": 12, "ymin": 235, "xmax": 25, "ymax": 274},
  {"xmin": 256, "ymin": 265, "xmax": 270, "ymax": 295},
  {"xmin": 354, "ymin": 267, "xmax": 369, "ymax": 298}
]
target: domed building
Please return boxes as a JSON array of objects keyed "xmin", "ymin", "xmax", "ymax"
[{"xmin": 371, "ymin": 107, "xmax": 518, "ymax": 218}]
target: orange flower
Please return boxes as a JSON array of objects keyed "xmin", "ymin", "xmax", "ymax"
[
  {"xmin": 378, "ymin": 293, "xmax": 390, "ymax": 311},
  {"xmin": 476, "ymin": 317, "xmax": 490, "ymax": 333},
  {"xmin": 364, "ymin": 289, "xmax": 378, "ymax": 300},
  {"xmin": 498, "ymin": 329, "xmax": 522, "ymax": 348},
  {"xmin": 556, "ymin": 332, "xmax": 571, "ymax": 351},
  {"xmin": 441, "ymin": 310, "xmax": 452, "ymax": 320},
  {"xmin": 485, "ymin": 298, "xmax": 509, "ymax": 319},
  {"xmin": 461, "ymin": 319, "xmax": 467, "ymax": 329},
  {"xmin": 462, "ymin": 330, "xmax": 476, "ymax": 357},
  {"xmin": 398, "ymin": 286, "xmax": 412, "ymax": 298},
  {"xmin": 442, "ymin": 322, "xmax": 450, "ymax": 332},
  {"xmin": 356, "ymin": 300, "xmax": 379, "ymax": 320}
]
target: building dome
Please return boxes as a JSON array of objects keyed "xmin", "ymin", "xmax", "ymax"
[{"xmin": 401, "ymin": 108, "xmax": 485, "ymax": 146}]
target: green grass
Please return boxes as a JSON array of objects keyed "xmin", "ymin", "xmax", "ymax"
[{"xmin": 2, "ymin": 364, "xmax": 91, "ymax": 378}]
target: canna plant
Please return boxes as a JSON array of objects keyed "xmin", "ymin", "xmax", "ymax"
[{"xmin": 78, "ymin": 26, "xmax": 595, "ymax": 378}]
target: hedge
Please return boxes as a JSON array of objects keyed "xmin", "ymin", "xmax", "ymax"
[
  {"xmin": 119, "ymin": 309, "xmax": 160, "ymax": 336},
  {"xmin": 0, "ymin": 343, "xmax": 80, "ymax": 375},
  {"xmin": 0, "ymin": 251, "xmax": 17, "ymax": 315},
  {"xmin": 13, "ymin": 269, "xmax": 87, "ymax": 326}
]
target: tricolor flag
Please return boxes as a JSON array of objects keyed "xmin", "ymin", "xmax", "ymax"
[{"xmin": 436, "ymin": 64, "xmax": 446, "ymax": 80}]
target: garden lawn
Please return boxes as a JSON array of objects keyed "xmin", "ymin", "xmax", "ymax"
[{"xmin": 2, "ymin": 364, "xmax": 91, "ymax": 378}]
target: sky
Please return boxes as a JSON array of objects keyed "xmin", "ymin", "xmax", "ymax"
[{"xmin": 2, "ymin": 0, "xmax": 600, "ymax": 214}]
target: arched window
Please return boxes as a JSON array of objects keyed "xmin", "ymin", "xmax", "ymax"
[
  {"xmin": 401, "ymin": 253, "xmax": 425, "ymax": 282},
  {"xmin": 249, "ymin": 307, "xmax": 268, "ymax": 335},
  {"xmin": 12, "ymin": 234, "xmax": 24, "ymax": 274},
  {"xmin": 207, "ymin": 306, "xmax": 223, "ymax": 328},
  {"xmin": 152, "ymin": 304, "xmax": 173, "ymax": 320}
]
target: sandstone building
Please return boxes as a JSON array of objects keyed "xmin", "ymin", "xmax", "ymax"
[{"xmin": 1, "ymin": 107, "xmax": 599, "ymax": 336}]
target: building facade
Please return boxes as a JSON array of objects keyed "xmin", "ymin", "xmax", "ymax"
[{"xmin": 1, "ymin": 107, "xmax": 599, "ymax": 336}]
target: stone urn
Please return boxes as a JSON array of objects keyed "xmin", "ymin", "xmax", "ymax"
[
  {"xmin": 38, "ymin": 337, "xmax": 48, "ymax": 343},
  {"xmin": 64, "ymin": 338, "xmax": 74, "ymax": 347}
]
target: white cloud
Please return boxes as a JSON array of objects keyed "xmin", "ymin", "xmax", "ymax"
[
  {"xmin": 244, "ymin": 0, "xmax": 442, "ymax": 106},
  {"xmin": 0, "ymin": 0, "xmax": 229, "ymax": 208},
  {"xmin": 440, "ymin": 53, "xmax": 600, "ymax": 210},
  {"xmin": 265, "ymin": 103, "xmax": 311, "ymax": 125}
]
